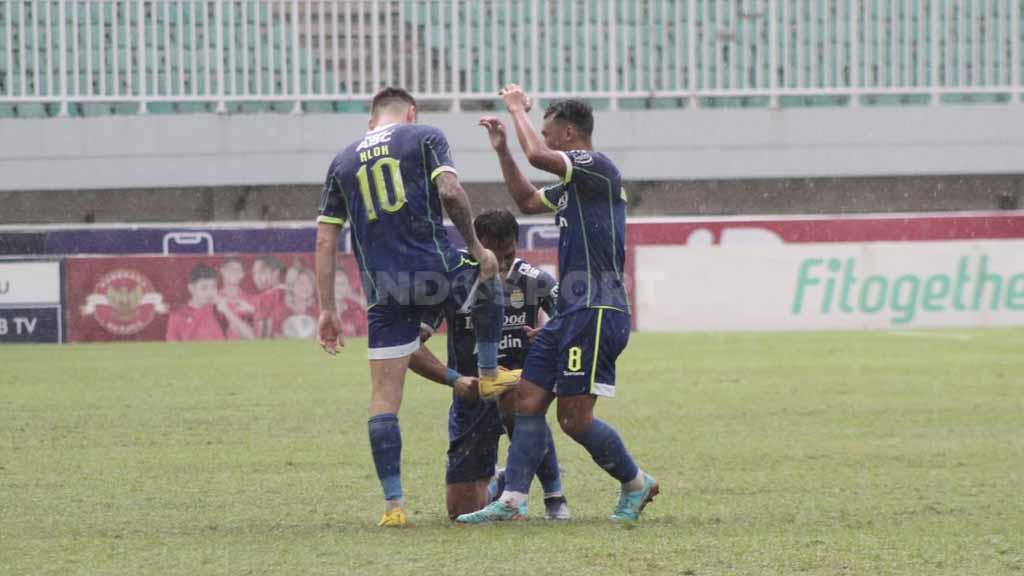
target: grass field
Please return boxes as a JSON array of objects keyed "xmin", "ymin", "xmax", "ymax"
[{"xmin": 2, "ymin": 329, "xmax": 1023, "ymax": 575}]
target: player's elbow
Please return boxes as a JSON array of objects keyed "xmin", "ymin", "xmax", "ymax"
[
  {"xmin": 435, "ymin": 172, "xmax": 463, "ymax": 203},
  {"xmin": 516, "ymin": 194, "xmax": 549, "ymax": 215},
  {"xmin": 525, "ymin": 150, "xmax": 548, "ymax": 170},
  {"xmin": 315, "ymin": 233, "xmax": 334, "ymax": 254}
]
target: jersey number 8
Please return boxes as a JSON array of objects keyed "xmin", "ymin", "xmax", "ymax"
[
  {"xmin": 356, "ymin": 158, "xmax": 406, "ymax": 221},
  {"xmin": 567, "ymin": 346, "xmax": 583, "ymax": 372}
]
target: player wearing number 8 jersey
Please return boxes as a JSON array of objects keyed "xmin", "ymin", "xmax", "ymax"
[
  {"xmin": 314, "ymin": 87, "xmax": 518, "ymax": 527},
  {"xmin": 456, "ymin": 86, "xmax": 658, "ymax": 525}
]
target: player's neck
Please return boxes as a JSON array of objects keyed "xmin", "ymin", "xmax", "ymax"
[
  {"xmin": 369, "ymin": 114, "xmax": 407, "ymax": 131},
  {"xmin": 561, "ymin": 139, "xmax": 592, "ymax": 151}
]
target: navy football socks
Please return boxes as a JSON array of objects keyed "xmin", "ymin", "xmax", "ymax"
[
  {"xmin": 503, "ymin": 414, "xmax": 549, "ymax": 494},
  {"xmin": 505, "ymin": 416, "xmax": 563, "ymax": 496},
  {"xmin": 471, "ymin": 276, "xmax": 505, "ymax": 372},
  {"xmin": 535, "ymin": 423, "xmax": 563, "ymax": 496},
  {"xmin": 577, "ymin": 418, "xmax": 639, "ymax": 484},
  {"xmin": 367, "ymin": 413, "xmax": 403, "ymax": 501}
]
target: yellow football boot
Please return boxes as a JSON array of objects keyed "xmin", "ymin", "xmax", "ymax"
[
  {"xmin": 378, "ymin": 507, "xmax": 408, "ymax": 527},
  {"xmin": 478, "ymin": 368, "xmax": 521, "ymax": 399}
]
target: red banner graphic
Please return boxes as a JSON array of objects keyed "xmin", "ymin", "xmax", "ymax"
[
  {"xmin": 65, "ymin": 249, "xmax": 633, "ymax": 343},
  {"xmin": 66, "ymin": 254, "xmax": 367, "ymax": 343}
]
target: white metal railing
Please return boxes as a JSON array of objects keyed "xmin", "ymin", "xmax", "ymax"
[{"xmin": 0, "ymin": 0, "xmax": 1021, "ymax": 116}]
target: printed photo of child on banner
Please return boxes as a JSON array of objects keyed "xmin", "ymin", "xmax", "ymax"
[{"xmin": 67, "ymin": 254, "xmax": 366, "ymax": 343}]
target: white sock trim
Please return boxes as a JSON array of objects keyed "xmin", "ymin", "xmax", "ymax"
[
  {"xmin": 499, "ymin": 491, "xmax": 528, "ymax": 508},
  {"xmin": 623, "ymin": 470, "xmax": 645, "ymax": 492}
]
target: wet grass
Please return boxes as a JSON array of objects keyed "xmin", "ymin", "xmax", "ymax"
[{"xmin": 2, "ymin": 329, "xmax": 1022, "ymax": 575}]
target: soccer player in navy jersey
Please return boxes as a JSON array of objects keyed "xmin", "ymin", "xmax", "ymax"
[
  {"xmin": 407, "ymin": 209, "xmax": 570, "ymax": 521},
  {"xmin": 457, "ymin": 85, "xmax": 658, "ymax": 523},
  {"xmin": 314, "ymin": 87, "xmax": 519, "ymax": 527}
]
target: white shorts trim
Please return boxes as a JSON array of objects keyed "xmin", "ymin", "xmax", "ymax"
[
  {"xmin": 368, "ymin": 337, "xmax": 421, "ymax": 360},
  {"xmin": 592, "ymin": 382, "xmax": 615, "ymax": 398}
]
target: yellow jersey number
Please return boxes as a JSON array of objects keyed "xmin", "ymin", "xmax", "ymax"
[
  {"xmin": 355, "ymin": 158, "xmax": 406, "ymax": 221},
  {"xmin": 567, "ymin": 346, "xmax": 583, "ymax": 372}
]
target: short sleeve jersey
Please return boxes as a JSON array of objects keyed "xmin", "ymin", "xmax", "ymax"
[
  {"xmin": 539, "ymin": 150, "xmax": 629, "ymax": 316},
  {"xmin": 317, "ymin": 123, "xmax": 463, "ymax": 306},
  {"xmin": 425, "ymin": 257, "xmax": 558, "ymax": 374}
]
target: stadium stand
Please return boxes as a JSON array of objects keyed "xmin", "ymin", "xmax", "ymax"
[
  {"xmin": 1, "ymin": 0, "xmax": 1021, "ymax": 117},
  {"xmin": 1, "ymin": 1, "xmax": 1022, "ymax": 224}
]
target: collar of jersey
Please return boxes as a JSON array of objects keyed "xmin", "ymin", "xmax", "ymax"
[
  {"xmin": 367, "ymin": 122, "xmax": 398, "ymax": 134},
  {"xmin": 507, "ymin": 258, "xmax": 522, "ymax": 280}
]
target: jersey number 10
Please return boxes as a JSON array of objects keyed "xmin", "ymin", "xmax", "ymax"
[{"xmin": 356, "ymin": 158, "xmax": 407, "ymax": 221}]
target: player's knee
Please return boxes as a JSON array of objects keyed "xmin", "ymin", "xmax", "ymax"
[
  {"xmin": 556, "ymin": 403, "xmax": 594, "ymax": 439},
  {"xmin": 368, "ymin": 398, "xmax": 400, "ymax": 415}
]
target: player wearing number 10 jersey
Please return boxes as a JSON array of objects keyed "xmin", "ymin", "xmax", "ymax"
[{"xmin": 314, "ymin": 87, "xmax": 517, "ymax": 527}]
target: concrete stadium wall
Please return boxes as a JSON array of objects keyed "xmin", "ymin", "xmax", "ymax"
[
  {"xmin": 0, "ymin": 176, "xmax": 1021, "ymax": 225},
  {"xmin": 2, "ymin": 105, "xmax": 1023, "ymax": 223}
]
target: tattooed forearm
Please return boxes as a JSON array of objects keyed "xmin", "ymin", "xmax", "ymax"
[{"xmin": 436, "ymin": 172, "xmax": 482, "ymax": 251}]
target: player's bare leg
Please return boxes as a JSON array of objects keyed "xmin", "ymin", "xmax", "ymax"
[
  {"xmin": 368, "ymin": 355, "xmax": 411, "ymax": 526},
  {"xmin": 557, "ymin": 394, "xmax": 659, "ymax": 521},
  {"xmin": 446, "ymin": 482, "xmax": 490, "ymax": 520}
]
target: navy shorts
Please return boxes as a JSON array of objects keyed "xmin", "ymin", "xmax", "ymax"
[
  {"xmin": 366, "ymin": 259, "xmax": 480, "ymax": 360},
  {"xmin": 445, "ymin": 397, "xmax": 505, "ymax": 485},
  {"xmin": 522, "ymin": 307, "xmax": 630, "ymax": 398}
]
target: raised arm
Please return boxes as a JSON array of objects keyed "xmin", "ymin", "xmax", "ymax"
[
  {"xmin": 500, "ymin": 83, "xmax": 569, "ymax": 181},
  {"xmin": 479, "ymin": 116, "xmax": 555, "ymax": 215},
  {"xmin": 435, "ymin": 171, "xmax": 499, "ymax": 279}
]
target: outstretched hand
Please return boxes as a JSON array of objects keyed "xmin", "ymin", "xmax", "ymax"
[
  {"xmin": 499, "ymin": 83, "xmax": 532, "ymax": 114},
  {"xmin": 478, "ymin": 116, "xmax": 508, "ymax": 151}
]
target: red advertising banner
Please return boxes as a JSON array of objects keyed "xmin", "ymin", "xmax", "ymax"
[
  {"xmin": 66, "ymin": 254, "xmax": 367, "ymax": 343},
  {"xmin": 65, "ymin": 249, "xmax": 626, "ymax": 343}
]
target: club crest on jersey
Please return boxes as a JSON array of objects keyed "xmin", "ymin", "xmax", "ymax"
[
  {"xmin": 509, "ymin": 288, "xmax": 525, "ymax": 309},
  {"xmin": 557, "ymin": 193, "xmax": 569, "ymax": 211},
  {"xmin": 81, "ymin": 269, "xmax": 168, "ymax": 336},
  {"xmin": 570, "ymin": 150, "xmax": 594, "ymax": 165}
]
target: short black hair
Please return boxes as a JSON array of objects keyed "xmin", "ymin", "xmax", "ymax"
[
  {"xmin": 189, "ymin": 264, "xmax": 218, "ymax": 284},
  {"xmin": 371, "ymin": 87, "xmax": 417, "ymax": 115},
  {"xmin": 474, "ymin": 209, "xmax": 519, "ymax": 246},
  {"xmin": 544, "ymin": 99, "xmax": 594, "ymax": 139}
]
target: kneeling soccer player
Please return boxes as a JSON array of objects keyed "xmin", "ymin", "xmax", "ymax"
[{"xmin": 410, "ymin": 209, "xmax": 570, "ymax": 521}]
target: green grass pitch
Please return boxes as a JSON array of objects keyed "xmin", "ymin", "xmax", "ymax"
[{"xmin": 2, "ymin": 329, "xmax": 1023, "ymax": 575}]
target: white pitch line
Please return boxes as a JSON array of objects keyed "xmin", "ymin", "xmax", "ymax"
[{"xmin": 885, "ymin": 331, "xmax": 975, "ymax": 342}]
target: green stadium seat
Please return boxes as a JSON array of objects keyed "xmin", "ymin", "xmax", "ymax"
[
  {"xmin": 238, "ymin": 101, "xmax": 274, "ymax": 114},
  {"xmin": 304, "ymin": 101, "xmax": 334, "ymax": 114},
  {"xmin": 146, "ymin": 102, "xmax": 177, "ymax": 114},
  {"xmin": 80, "ymin": 102, "xmax": 113, "ymax": 116},
  {"xmin": 112, "ymin": 102, "xmax": 138, "ymax": 114},
  {"xmin": 16, "ymin": 103, "xmax": 50, "ymax": 118}
]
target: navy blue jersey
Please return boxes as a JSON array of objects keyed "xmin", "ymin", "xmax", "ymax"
[
  {"xmin": 318, "ymin": 123, "xmax": 463, "ymax": 306},
  {"xmin": 426, "ymin": 257, "xmax": 558, "ymax": 375},
  {"xmin": 539, "ymin": 150, "xmax": 629, "ymax": 316}
]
